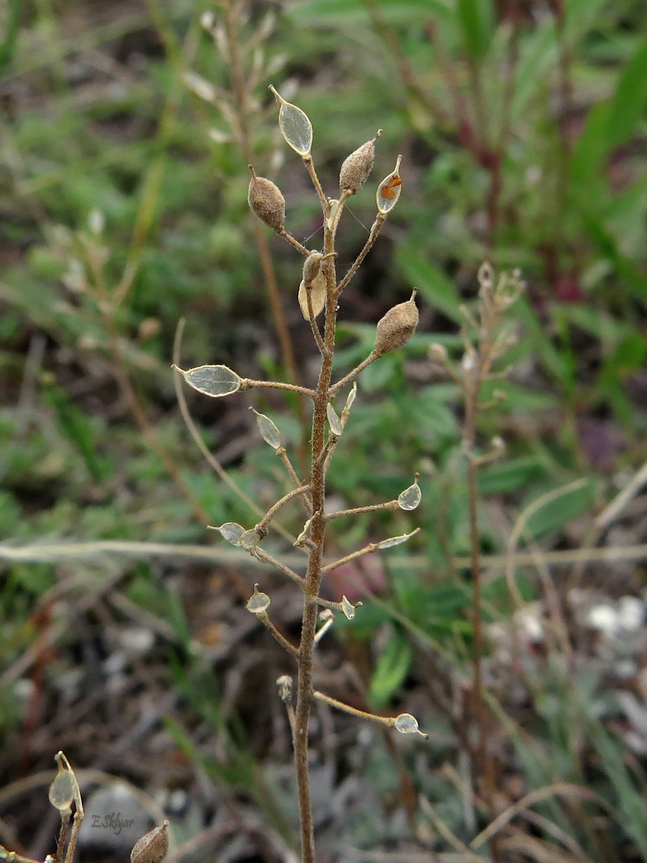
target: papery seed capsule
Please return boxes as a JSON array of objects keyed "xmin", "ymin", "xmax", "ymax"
[
  {"xmin": 131, "ymin": 822, "xmax": 169, "ymax": 863},
  {"xmin": 247, "ymin": 165, "xmax": 285, "ymax": 232},
  {"xmin": 374, "ymin": 289, "xmax": 419, "ymax": 357},
  {"xmin": 302, "ymin": 251, "xmax": 324, "ymax": 285},
  {"xmin": 298, "ymin": 272, "xmax": 326, "ymax": 320},
  {"xmin": 339, "ymin": 130, "xmax": 382, "ymax": 194}
]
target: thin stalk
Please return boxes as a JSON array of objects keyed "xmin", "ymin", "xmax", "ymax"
[
  {"xmin": 329, "ymin": 351, "xmax": 379, "ymax": 396},
  {"xmin": 293, "ymin": 164, "xmax": 339, "ymax": 863},
  {"xmin": 241, "ymin": 379, "xmax": 315, "ymax": 398},
  {"xmin": 463, "ymin": 376, "xmax": 502, "ymax": 863},
  {"xmin": 258, "ymin": 484, "xmax": 311, "ymax": 531},
  {"xmin": 336, "ymin": 216, "xmax": 385, "ymax": 295},
  {"xmin": 258, "ymin": 612, "xmax": 299, "ymax": 658},
  {"xmin": 325, "ymin": 500, "xmax": 398, "ymax": 521}
]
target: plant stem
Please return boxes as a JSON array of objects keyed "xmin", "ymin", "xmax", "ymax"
[
  {"xmin": 293, "ymin": 196, "xmax": 339, "ymax": 863},
  {"xmin": 464, "ymin": 375, "xmax": 502, "ymax": 863}
]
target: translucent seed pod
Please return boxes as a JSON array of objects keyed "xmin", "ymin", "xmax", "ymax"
[
  {"xmin": 394, "ymin": 713, "xmax": 428, "ymax": 738},
  {"xmin": 374, "ymin": 290, "xmax": 419, "ymax": 357},
  {"xmin": 269, "ymin": 85, "xmax": 313, "ymax": 157},
  {"xmin": 294, "ymin": 515, "xmax": 314, "ymax": 548},
  {"xmin": 130, "ymin": 821, "xmax": 170, "ymax": 863},
  {"xmin": 376, "ymin": 155, "xmax": 402, "ymax": 214},
  {"xmin": 214, "ymin": 522, "xmax": 246, "ymax": 545},
  {"xmin": 327, "ymin": 403, "xmax": 342, "ymax": 437},
  {"xmin": 344, "ymin": 382, "xmax": 357, "ymax": 414},
  {"xmin": 49, "ymin": 765, "xmax": 74, "ymax": 812},
  {"xmin": 177, "ymin": 364, "xmax": 241, "ymax": 397},
  {"xmin": 239, "ymin": 527, "xmax": 262, "ymax": 550},
  {"xmin": 377, "ymin": 529, "xmax": 419, "ymax": 549},
  {"xmin": 397, "ymin": 475, "xmax": 422, "ymax": 511},
  {"xmin": 247, "ymin": 586, "xmax": 271, "ymax": 614},
  {"xmin": 339, "ymin": 129, "xmax": 382, "ymax": 194},
  {"xmin": 247, "ymin": 165, "xmax": 286, "ymax": 232},
  {"xmin": 250, "ymin": 408, "xmax": 282, "ymax": 450},
  {"xmin": 340, "ymin": 595, "xmax": 362, "ymax": 620}
]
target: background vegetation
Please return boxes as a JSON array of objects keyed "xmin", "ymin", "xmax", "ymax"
[{"xmin": 1, "ymin": 0, "xmax": 647, "ymax": 861}]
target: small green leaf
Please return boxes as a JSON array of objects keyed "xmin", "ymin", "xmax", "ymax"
[
  {"xmin": 395, "ymin": 247, "xmax": 463, "ymax": 323},
  {"xmin": 605, "ymin": 32, "xmax": 647, "ymax": 150},
  {"xmin": 457, "ymin": 0, "xmax": 495, "ymax": 61},
  {"xmin": 478, "ymin": 457, "xmax": 545, "ymax": 495},
  {"xmin": 370, "ymin": 629, "xmax": 412, "ymax": 707},
  {"xmin": 524, "ymin": 482, "xmax": 593, "ymax": 539}
]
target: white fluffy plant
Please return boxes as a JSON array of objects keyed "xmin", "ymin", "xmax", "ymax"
[{"xmin": 173, "ymin": 86, "xmax": 427, "ymax": 863}]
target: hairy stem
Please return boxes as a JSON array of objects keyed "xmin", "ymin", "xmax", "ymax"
[
  {"xmin": 464, "ymin": 372, "xmax": 502, "ymax": 863},
  {"xmin": 294, "ymin": 198, "xmax": 338, "ymax": 863}
]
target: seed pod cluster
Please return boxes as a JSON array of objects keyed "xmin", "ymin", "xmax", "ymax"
[
  {"xmin": 339, "ymin": 130, "xmax": 382, "ymax": 195},
  {"xmin": 374, "ymin": 290, "xmax": 419, "ymax": 357},
  {"xmin": 247, "ymin": 165, "xmax": 285, "ymax": 232}
]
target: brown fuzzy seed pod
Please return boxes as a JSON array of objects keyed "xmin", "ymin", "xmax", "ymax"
[
  {"xmin": 374, "ymin": 290, "xmax": 419, "ymax": 357},
  {"xmin": 247, "ymin": 166, "xmax": 285, "ymax": 232},
  {"xmin": 339, "ymin": 130, "xmax": 382, "ymax": 194},
  {"xmin": 131, "ymin": 822, "xmax": 169, "ymax": 863}
]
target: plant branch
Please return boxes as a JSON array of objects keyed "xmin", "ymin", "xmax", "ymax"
[
  {"xmin": 329, "ymin": 351, "xmax": 379, "ymax": 396},
  {"xmin": 241, "ymin": 379, "xmax": 315, "ymax": 398},
  {"xmin": 258, "ymin": 612, "xmax": 299, "ymax": 658}
]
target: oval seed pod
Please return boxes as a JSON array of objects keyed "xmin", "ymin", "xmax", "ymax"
[
  {"xmin": 247, "ymin": 587, "xmax": 271, "ymax": 615},
  {"xmin": 374, "ymin": 289, "xmax": 419, "ymax": 357},
  {"xmin": 376, "ymin": 155, "xmax": 403, "ymax": 213},
  {"xmin": 131, "ymin": 822, "xmax": 169, "ymax": 863},
  {"xmin": 302, "ymin": 250, "xmax": 324, "ymax": 285},
  {"xmin": 398, "ymin": 475, "xmax": 422, "ymax": 511},
  {"xmin": 269, "ymin": 85, "xmax": 313, "ymax": 157},
  {"xmin": 339, "ymin": 129, "xmax": 382, "ymax": 194},
  {"xmin": 298, "ymin": 271, "xmax": 326, "ymax": 320},
  {"xmin": 247, "ymin": 165, "xmax": 285, "ymax": 232},
  {"xmin": 49, "ymin": 767, "xmax": 74, "ymax": 812}
]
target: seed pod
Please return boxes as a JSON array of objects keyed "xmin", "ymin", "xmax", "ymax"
[
  {"xmin": 298, "ymin": 271, "xmax": 326, "ymax": 320},
  {"xmin": 247, "ymin": 165, "xmax": 285, "ymax": 232},
  {"xmin": 339, "ymin": 129, "xmax": 382, "ymax": 194},
  {"xmin": 374, "ymin": 290, "xmax": 419, "ymax": 357},
  {"xmin": 302, "ymin": 251, "xmax": 324, "ymax": 285},
  {"xmin": 131, "ymin": 822, "xmax": 169, "ymax": 863}
]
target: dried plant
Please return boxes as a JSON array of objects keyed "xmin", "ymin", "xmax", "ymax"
[
  {"xmin": 0, "ymin": 752, "xmax": 168, "ymax": 863},
  {"xmin": 174, "ymin": 86, "xmax": 428, "ymax": 863}
]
